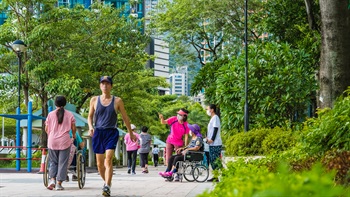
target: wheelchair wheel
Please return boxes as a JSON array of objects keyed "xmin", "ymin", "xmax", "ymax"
[
  {"xmin": 166, "ymin": 175, "xmax": 174, "ymax": 182},
  {"xmin": 183, "ymin": 164, "xmax": 195, "ymax": 182},
  {"xmin": 43, "ymin": 152, "xmax": 49, "ymax": 187},
  {"xmin": 193, "ymin": 165, "xmax": 209, "ymax": 182},
  {"xmin": 77, "ymin": 152, "xmax": 86, "ymax": 189}
]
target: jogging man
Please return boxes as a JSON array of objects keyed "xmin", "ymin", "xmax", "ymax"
[{"xmin": 88, "ymin": 76, "xmax": 136, "ymax": 196}]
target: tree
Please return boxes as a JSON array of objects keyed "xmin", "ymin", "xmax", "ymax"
[
  {"xmin": 149, "ymin": 0, "xmax": 264, "ymax": 67},
  {"xmin": 216, "ymin": 42, "xmax": 317, "ymax": 131},
  {"xmin": 318, "ymin": 0, "xmax": 350, "ymax": 108},
  {"xmin": 0, "ymin": 1, "xmax": 166, "ymax": 147}
]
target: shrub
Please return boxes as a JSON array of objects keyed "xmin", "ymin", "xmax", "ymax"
[
  {"xmin": 225, "ymin": 128, "xmax": 268, "ymax": 156},
  {"xmin": 300, "ymin": 89, "xmax": 350, "ymax": 157},
  {"xmin": 198, "ymin": 160, "xmax": 348, "ymax": 197},
  {"xmin": 322, "ymin": 150, "xmax": 350, "ymax": 186},
  {"xmin": 261, "ymin": 127, "xmax": 296, "ymax": 155},
  {"xmin": 225, "ymin": 127, "xmax": 296, "ymax": 156}
]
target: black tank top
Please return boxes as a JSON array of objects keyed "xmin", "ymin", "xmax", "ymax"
[{"xmin": 94, "ymin": 96, "xmax": 118, "ymax": 129}]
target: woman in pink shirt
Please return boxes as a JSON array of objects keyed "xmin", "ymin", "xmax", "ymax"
[
  {"xmin": 159, "ymin": 109, "xmax": 190, "ymax": 168},
  {"xmin": 45, "ymin": 96, "xmax": 76, "ymax": 191},
  {"xmin": 124, "ymin": 124, "xmax": 140, "ymax": 175}
]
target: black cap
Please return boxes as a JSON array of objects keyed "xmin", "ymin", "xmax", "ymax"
[{"xmin": 100, "ymin": 76, "xmax": 113, "ymax": 84}]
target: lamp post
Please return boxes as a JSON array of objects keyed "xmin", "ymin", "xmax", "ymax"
[
  {"xmin": 244, "ymin": 0, "xmax": 249, "ymax": 132},
  {"xmin": 11, "ymin": 40, "xmax": 26, "ymax": 171},
  {"xmin": 11, "ymin": 40, "xmax": 27, "ymax": 109}
]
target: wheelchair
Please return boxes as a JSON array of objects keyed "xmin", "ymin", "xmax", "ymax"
[
  {"xmin": 165, "ymin": 151, "xmax": 209, "ymax": 183},
  {"xmin": 43, "ymin": 145, "xmax": 86, "ymax": 189}
]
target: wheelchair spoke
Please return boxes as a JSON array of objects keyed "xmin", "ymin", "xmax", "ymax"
[
  {"xmin": 193, "ymin": 165, "xmax": 209, "ymax": 182},
  {"xmin": 183, "ymin": 164, "xmax": 195, "ymax": 182}
]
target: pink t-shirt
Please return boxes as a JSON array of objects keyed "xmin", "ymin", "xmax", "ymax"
[
  {"xmin": 166, "ymin": 116, "xmax": 190, "ymax": 146},
  {"xmin": 124, "ymin": 132, "xmax": 140, "ymax": 151},
  {"xmin": 45, "ymin": 109, "xmax": 76, "ymax": 150}
]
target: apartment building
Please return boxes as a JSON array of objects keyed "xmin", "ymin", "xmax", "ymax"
[{"xmin": 169, "ymin": 73, "xmax": 185, "ymax": 96}]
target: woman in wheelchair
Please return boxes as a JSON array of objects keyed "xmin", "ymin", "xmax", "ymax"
[
  {"xmin": 159, "ymin": 124, "xmax": 203, "ymax": 180},
  {"xmin": 66, "ymin": 130, "xmax": 85, "ymax": 182}
]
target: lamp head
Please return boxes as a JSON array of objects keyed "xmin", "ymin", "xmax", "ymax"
[{"xmin": 11, "ymin": 40, "xmax": 27, "ymax": 53}]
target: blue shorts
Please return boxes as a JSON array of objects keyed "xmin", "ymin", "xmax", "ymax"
[{"xmin": 92, "ymin": 128, "xmax": 119, "ymax": 154}]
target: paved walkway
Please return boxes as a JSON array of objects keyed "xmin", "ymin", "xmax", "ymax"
[{"xmin": 0, "ymin": 165, "xmax": 214, "ymax": 197}]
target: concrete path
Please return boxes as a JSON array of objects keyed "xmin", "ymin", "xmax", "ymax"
[{"xmin": 0, "ymin": 165, "xmax": 214, "ymax": 197}]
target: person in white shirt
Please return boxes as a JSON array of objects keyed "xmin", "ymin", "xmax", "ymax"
[{"xmin": 205, "ymin": 104, "xmax": 222, "ymax": 182}]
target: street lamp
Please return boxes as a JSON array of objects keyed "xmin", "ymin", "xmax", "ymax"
[
  {"xmin": 244, "ymin": 0, "xmax": 249, "ymax": 132},
  {"xmin": 11, "ymin": 40, "xmax": 27, "ymax": 109}
]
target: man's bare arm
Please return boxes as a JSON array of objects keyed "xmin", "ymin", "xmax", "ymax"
[
  {"xmin": 87, "ymin": 96, "xmax": 96, "ymax": 137},
  {"xmin": 115, "ymin": 97, "xmax": 136, "ymax": 142}
]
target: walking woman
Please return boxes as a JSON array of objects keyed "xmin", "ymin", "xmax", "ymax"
[
  {"xmin": 124, "ymin": 124, "xmax": 140, "ymax": 175},
  {"xmin": 139, "ymin": 126, "xmax": 152, "ymax": 173},
  {"xmin": 45, "ymin": 96, "xmax": 76, "ymax": 190}
]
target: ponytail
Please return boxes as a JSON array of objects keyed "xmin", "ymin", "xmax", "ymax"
[
  {"xmin": 56, "ymin": 108, "xmax": 65, "ymax": 124},
  {"xmin": 54, "ymin": 95, "xmax": 67, "ymax": 124}
]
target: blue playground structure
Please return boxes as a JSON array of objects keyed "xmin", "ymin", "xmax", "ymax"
[{"xmin": 0, "ymin": 101, "xmax": 45, "ymax": 172}]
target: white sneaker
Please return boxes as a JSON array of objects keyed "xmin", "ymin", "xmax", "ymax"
[
  {"xmin": 47, "ymin": 180, "xmax": 56, "ymax": 190},
  {"xmin": 55, "ymin": 184, "xmax": 64, "ymax": 190}
]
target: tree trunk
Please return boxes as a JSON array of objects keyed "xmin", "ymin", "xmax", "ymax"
[
  {"xmin": 304, "ymin": 0, "xmax": 318, "ymax": 31},
  {"xmin": 40, "ymin": 94, "xmax": 48, "ymax": 148},
  {"xmin": 319, "ymin": 0, "xmax": 350, "ymax": 108}
]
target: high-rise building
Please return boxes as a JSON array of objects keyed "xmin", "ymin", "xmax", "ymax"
[
  {"xmin": 177, "ymin": 66, "xmax": 188, "ymax": 95},
  {"xmin": 169, "ymin": 73, "xmax": 185, "ymax": 96},
  {"xmin": 146, "ymin": 37, "xmax": 170, "ymax": 95}
]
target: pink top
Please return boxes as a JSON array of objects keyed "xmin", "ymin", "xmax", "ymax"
[
  {"xmin": 124, "ymin": 132, "xmax": 140, "ymax": 151},
  {"xmin": 45, "ymin": 109, "xmax": 76, "ymax": 150},
  {"xmin": 166, "ymin": 116, "xmax": 190, "ymax": 146}
]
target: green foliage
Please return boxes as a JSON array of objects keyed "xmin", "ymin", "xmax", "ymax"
[
  {"xmin": 217, "ymin": 42, "xmax": 317, "ymax": 131},
  {"xmin": 149, "ymin": 0, "xmax": 264, "ymax": 66},
  {"xmin": 0, "ymin": 1, "xmax": 170, "ymax": 148},
  {"xmin": 199, "ymin": 160, "xmax": 348, "ymax": 197},
  {"xmin": 261, "ymin": 127, "xmax": 296, "ymax": 155},
  {"xmin": 225, "ymin": 128, "xmax": 268, "ymax": 156},
  {"xmin": 0, "ymin": 153, "xmax": 41, "ymax": 168},
  {"xmin": 299, "ymin": 88, "xmax": 350, "ymax": 157},
  {"xmin": 225, "ymin": 127, "xmax": 296, "ymax": 157},
  {"xmin": 191, "ymin": 58, "xmax": 229, "ymax": 104},
  {"xmin": 322, "ymin": 150, "xmax": 350, "ymax": 186}
]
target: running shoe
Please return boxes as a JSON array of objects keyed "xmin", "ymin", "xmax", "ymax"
[{"xmin": 102, "ymin": 185, "xmax": 111, "ymax": 196}]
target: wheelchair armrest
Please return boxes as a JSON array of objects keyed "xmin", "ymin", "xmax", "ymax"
[
  {"xmin": 187, "ymin": 151, "xmax": 205, "ymax": 155},
  {"xmin": 184, "ymin": 151, "xmax": 205, "ymax": 161}
]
